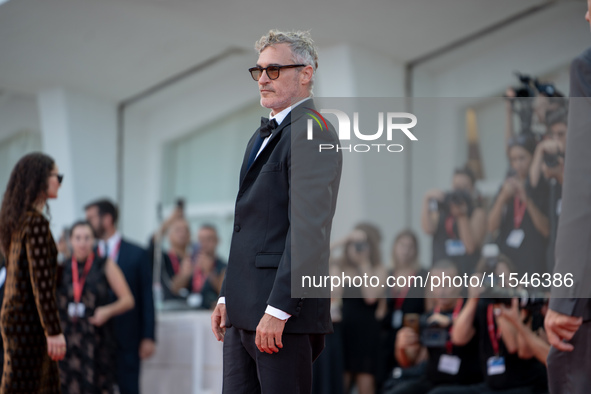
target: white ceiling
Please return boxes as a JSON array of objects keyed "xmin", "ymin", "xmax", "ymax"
[{"xmin": 0, "ymin": 0, "xmax": 571, "ymax": 101}]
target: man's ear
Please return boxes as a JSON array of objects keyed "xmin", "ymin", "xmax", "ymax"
[{"xmin": 300, "ymin": 65, "xmax": 314, "ymax": 85}]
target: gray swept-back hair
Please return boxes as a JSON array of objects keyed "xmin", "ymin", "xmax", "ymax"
[{"xmin": 255, "ymin": 29, "xmax": 318, "ymax": 95}]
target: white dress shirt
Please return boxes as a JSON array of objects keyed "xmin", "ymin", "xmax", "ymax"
[
  {"xmin": 219, "ymin": 97, "xmax": 311, "ymax": 321},
  {"xmin": 98, "ymin": 231, "xmax": 122, "ymax": 262}
]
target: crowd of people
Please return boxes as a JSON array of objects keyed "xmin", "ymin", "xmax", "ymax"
[
  {"xmin": 0, "ymin": 154, "xmax": 226, "ymax": 393},
  {"xmin": 311, "ymin": 92, "xmax": 568, "ymax": 394},
  {"xmin": 0, "ymin": 92, "xmax": 567, "ymax": 394}
]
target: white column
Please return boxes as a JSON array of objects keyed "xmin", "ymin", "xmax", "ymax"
[
  {"xmin": 316, "ymin": 44, "xmax": 407, "ymax": 255},
  {"xmin": 37, "ymin": 88, "xmax": 117, "ymax": 235}
]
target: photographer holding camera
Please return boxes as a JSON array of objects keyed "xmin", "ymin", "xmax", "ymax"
[
  {"xmin": 488, "ymin": 134, "xmax": 549, "ymax": 277},
  {"xmin": 441, "ymin": 255, "xmax": 548, "ymax": 394},
  {"xmin": 497, "ymin": 298, "xmax": 551, "ymax": 368},
  {"xmin": 529, "ymin": 108, "xmax": 567, "ymax": 273},
  {"xmin": 422, "ymin": 167, "xmax": 487, "ymax": 275},
  {"xmin": 388, "ymin": 260, "xmax": 482, "ymax": 394}
]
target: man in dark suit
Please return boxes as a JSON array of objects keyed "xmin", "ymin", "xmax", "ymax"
[
  {"xmin": 85, "ymin": 199, "xmax": 156, "ymax": 394},
  {"xmin": 545, "ymin": 2, "xmax": 591, "ymax": 392},
  {"xmin": 211, "ymin": 30, "xmax": 342, "ymax": 394}
]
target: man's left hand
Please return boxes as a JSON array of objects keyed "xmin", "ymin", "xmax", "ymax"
[
  {"xmin": 255, "ymin": 313, "xmax": 286, "ymax": 354},
  {"xmin": 545, "ymin": 308, "xmax": 583, "ymax": 352},
  {"xmin": 139, "ymin": 338, "xmax": 156, "ymax": 360}
]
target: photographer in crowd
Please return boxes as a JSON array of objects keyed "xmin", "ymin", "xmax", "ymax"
[
  {"xmin": 387, "ymin": 260, "xmax": 482, "ymax": 394},
  {"xmin": 443, "ymin": 255, "xmax": 548, "ymax": 394},
  {"xmin": 529, "ymin": 107, "xmax": 568, "ymax": 273},
  {"xmin": 488, "ymin": 134, "xmax": 549, "ymax": 277},
  {"xmin": 497, "ymin": 298, "xmax": 551, "ymax": 367},
  {"xmin": 377, "ymin": 230, "xmax": 427, "ymax": 391},
  {"xmin": 148, "ymin": 205, "xmax": 193, "ymax": 300},
  {"xmin": 421, "ymin": 167, "xmax": 487, "ymax": 275}
]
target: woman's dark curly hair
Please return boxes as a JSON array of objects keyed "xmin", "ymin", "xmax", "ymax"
[{"xmin": 0, "ymin": 152, "xmax": 55, "ymax": 257}]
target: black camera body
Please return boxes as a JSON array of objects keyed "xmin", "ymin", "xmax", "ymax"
[
  {"xmin": 434, "ymin": 190, "xmax": 474, "ymax": 215},
  {"xmin": 543, "ymin": 151, "xmax": 565, "ymax": 168},
  {"xmin": 481, "ymin": 286, "xmax": 549, "ymax": 314},
  {"xmin": 419, "ymin": 314, "xmax": 450, "ymax": 348}
]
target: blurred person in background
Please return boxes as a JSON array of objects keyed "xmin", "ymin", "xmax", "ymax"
[
  {"xmin": 331, "ymin": 223, "xmax": 386, "ymax": 394},
  {"xmin": 446, "ymin": 254, "xmax": 548, "ymax": 394},
  {"xmin": 58, "ymin": 221, "xmax": 134, "ymax": 393},
  {"xmin": 377, "ymin": 230, "xmax": 427, "ymax": 392},
  {"xmin": 312, "ymin": 256, "xmax": 345, "ymax": 394},
  {"xmin": 171, "ymin": 224, "xmax": 226, "ymax": 310},
  {"xmin": 496, "ymin": 299, "xmax": 550, "ymax": 368},
  {"xmin": 57, "ymin": 227, "xmax": 71, "ymax": 265},
  {"xmin": 421, "ymin": 167, "xmax": 486, "ymax": 275},
  {"xmin": 389, "ymin": 260, "xmax": 482, "ymax": 394},
  {"xmin": 0, "ymin": 153, "xmax": 66, "ymax": 393},
  {"xmin": 148, "ymin": 205, "xmax": 193, "ymax": 300},
  {"xmin": 85, "ymin": 199, "xmax": 155, "ymax": 394},
  {"xmin": 529, "ymin": 107, "xmax": 568, "ymax": 273},
  {"xmin": 488, "ymin": 134, "xmax": 549, "ymax": 277},
  {"xmin": 545, "ymin": 3, "xmax": 591, "ymax": 392}
]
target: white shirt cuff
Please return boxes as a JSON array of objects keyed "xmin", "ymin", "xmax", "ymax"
[
  {"xmin": 265, "ymin": 305, "xmax": 291, "ymax": 321},
  {"xmin": 217, "ymin": 297, "xmax": 226, "ymax": 304}
]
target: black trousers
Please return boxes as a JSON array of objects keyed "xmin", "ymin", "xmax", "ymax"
[
  {"xmin": 222, "ymin": 326, "xmax": 325, "ymax": 394},
  {"xmin": 116, "ymin": 350, "xmax": 140, "ymax": 394},
  {"xmin": 547, "ymin": 320, "xmax": 591, "ymax": 394}
]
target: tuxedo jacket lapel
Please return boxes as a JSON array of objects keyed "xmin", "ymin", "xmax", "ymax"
[
  {"xmin": 239, "ymin": 124, "xmax": 286, "ymax": 192},
  {"xmin": 239, "ymin": 133, "xmax": 258, "ymax": 184},
  {"xmin": 237, "ymin": 100, "xmax": 312, "ymax": 188}
]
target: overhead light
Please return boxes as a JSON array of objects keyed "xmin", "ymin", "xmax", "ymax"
[{"xmin": 0, "ymin": 0, "xmax": 11, "ymax": 6}]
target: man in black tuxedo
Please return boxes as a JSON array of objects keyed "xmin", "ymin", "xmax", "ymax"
[
  {"xmin": 545, "ymin": 2, "xmax": 591, "ymax": 392},
  {"xmin": 85, "ymin": 199, "xmax": 156, "ymax": 394},
  {"xmin": 211, "ymin": 30, "xmax": 342, "ymax": 394}
]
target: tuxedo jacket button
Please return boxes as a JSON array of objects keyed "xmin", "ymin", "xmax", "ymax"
[{"xmin": 234, "ymin": 225, "xmax": 241, "ymax": 232}]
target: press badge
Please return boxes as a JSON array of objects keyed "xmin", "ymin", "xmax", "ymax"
[
  {"xmin": 445, "ymin": 240, "xmax": 466, "ymax": 256},
  {"xmin": 67, "ymin": 302, "xmax": 86, "ymax": 319},
  {"xmin": 392, "ymin": 310, "xmax": 403, "ymax": 329},
  {"xmin": 187, "ymin": 293, "xmax": 203, "ymax": 309},
  {"xmin": 487, "ymin": 356, "xmax": 506, "ymax": 375},
  {"xmin": 438, "ymin": 354, "xmax": 461, "ymax": 375},
  {"xmin": 506, "ymin": 229, "xmax": 525, "ymax": 248}
]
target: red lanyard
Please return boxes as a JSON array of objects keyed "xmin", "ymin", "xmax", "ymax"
[
  {"xmin": 72, "ymin": 253, "xmax": 94, "ymax": 304},
  {"xmin": 487, "ymin": 304, "xmax": 502, "ymax": 356},
  {"xmin": 192, "ymin": 266, "xmax": 206, "ymax": 293},
  {"xmin": 168, "ymin": 252, "xmax": 181, "ymax": 275},
  {"xmin": 434, "ymin": 299, "xmax": 464, "ymax": 354},
  {"xmin": 392, "ymin": 283, "xmax": 411, "ymax": 310},
  {"xmin": 513, "ymin": 196, "xmax": 527, "ymax": 229},
  {"xmin": 445, "ymin": 216, "xmax": 456, "ymax": 239}
]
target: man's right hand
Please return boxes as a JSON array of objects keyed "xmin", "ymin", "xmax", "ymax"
[
  {"xmin": 544, "ymin": 308, "xmax": 583, "ymax": 352},
  {"xmin": 211, "ymin": 302, "xmax": 227, "ymax": 342}
]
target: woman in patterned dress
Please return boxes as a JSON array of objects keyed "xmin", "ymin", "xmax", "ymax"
[
  {"xmin": 57, "ymin": 221, "xmax": 134, "ymax": 394},
  {"xmin": 0, "ymin": 153, "xmax": 66, "ymax": 393}
]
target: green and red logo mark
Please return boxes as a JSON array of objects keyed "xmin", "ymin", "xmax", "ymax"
[{"xmin": 304, "ymin": 107, "xmax": 328, "ymax": 131}]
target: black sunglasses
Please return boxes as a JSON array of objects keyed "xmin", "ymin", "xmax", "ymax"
[
  {"xmin": 248, "ymin": 64, "xmax": 305, "ymax": 81},
  {"xmin": 52, "ymin": 173, "xmax": 64, "ymax": 185}
]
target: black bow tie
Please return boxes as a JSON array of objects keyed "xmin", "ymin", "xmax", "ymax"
[{"xmin": 260, "ymin": 117, "xmax": 278, "ymax": 138}]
